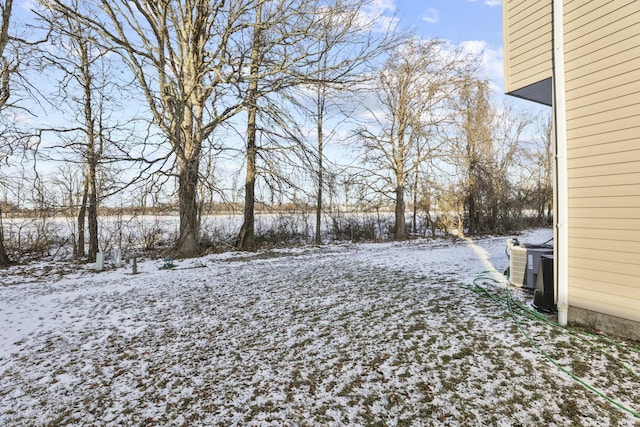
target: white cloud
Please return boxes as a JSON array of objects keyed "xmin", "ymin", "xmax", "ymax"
[
  {"xmin": 421, "ymin": 8, "xmax": 439, "ymax": 24},
  {"xmin": 356, "ymin": 0, "xmax": 399, "ymax": 33},
  {"xmin": 468, "ymin": 0, "xmax": 501, "ymax": 5},
  {"xmin": 372, "ymin": 0, "xmax": 396, "ymax": 12},
  {"xmin": 459, "ymin": 40, "xmax": 504, "ymax": 89}
]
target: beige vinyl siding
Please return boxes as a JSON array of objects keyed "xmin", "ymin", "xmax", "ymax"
[
  {"xmin": 571, "ymin": 172, "xmax": 640, "ymax": 189},
  {"xmin": 569, "ymin": 147, "xmax": 640, "ymax": 170},
  {"xmin": 568, "ymin": 127, "xmax": 638, "ymax": 152},
  {"xmin": 566, "ymin": 59, "xmax": 640, "ymax": 102},
  {"xmin": 566, "ymin": 115, "xmax": 638, "ymax": 141},
  {"xmin": 569, "ymin": 141, "xmax": 639, "ymax": 162},
  {"xmin": 566, "ymin": 285, "xmax": 639, "ymax": 323},
  {"xmin": 571, "ymin": 246, "xmax": 640, "ymax": 266},
  {"xmin": 564, "ymin": 1, "xmax": 640, "ymax": 322},
  {"xmin": 503, "ymin": 0, "xmax": 552, "ymax": 93},
  {"xmin": 564, "ymin": 0, "xmax": 638, "ymax": 48},
  {"xmin": 568, "ymin": 249, "xmax": 640, "ymax": 323},
  {"xmin": 570, "ymin": 184, "xmax": 640, "ymax": 199},
  {"xmin": 569, "ymin": 236, "xmax": 640, "ymax": 256},
  {"xmin": 567, "ymin": 83, "xmax": 640, "ymax": 124}
]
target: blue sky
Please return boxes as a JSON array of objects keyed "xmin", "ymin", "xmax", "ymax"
[
  {"xmin": 396, "ymin": 0, "xmax": 502, "ymax": 45},
  {"xmin": 392, "ymin": 0, "xmax": 505, "ymax": 88}
]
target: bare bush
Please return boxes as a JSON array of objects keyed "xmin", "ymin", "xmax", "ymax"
[
  {"xmin": 255, "ymin": 213, "xmax": 310, "ymax": 246},
  {"xmin": 328, "ymin": 213, "xmax": 391, "ymax": 242}
]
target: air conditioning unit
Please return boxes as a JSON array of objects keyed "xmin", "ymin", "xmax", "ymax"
[{"xmin": 506, "ymin": 238, "xmax": 527, "ymax": 287}]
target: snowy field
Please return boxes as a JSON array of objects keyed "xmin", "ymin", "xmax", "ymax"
[{"xmin": 1, "ymin": 229, "xmax": 639, "ymax": 426}]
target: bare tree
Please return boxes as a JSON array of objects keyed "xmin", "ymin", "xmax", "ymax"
[
  {"xmin": 357, "ymin": 38, "xmax": 467, "ymax": 240},
  {"xmin": 313, "ymin": 79, "xmax": 327, "ymax": 245},
  {"xmin": 491, "ymin": 100, "xmax": 534, "ymax": 231},
  {"xmin": 409, "ymin": 138, "xmax": 438, "ymax": 236},
  {"xmin": 306, "ymin": 0, "xmax": 396, "ymax": 245},
  {"xmin": 0, "ymin": 0, "xmax": 17, "ymax": 266},
  {"xmin": 451, "ymin": 78, "xmax": 532, "ymax": 234},
  {"xmin": 455, "ymin": 78, "xmax": 494, "ymax": 235},
  {"xmin": 534, "ymin": 113, "xmax": 553, "ymax": 225},
  {"xmin": 235, "ymin": 0, "xmax": 263, "ymax": 251},
  {"xmin": 32, "ymin": 3, "xmax": 130, "ymax": 261},
  {"xmin": 76, "ymin": 33, "xmax": 100, "ymax": 261},
  {"xmin": 235, "ymin": 0, "xmax": 393, "ymax": 250},
  {"xmin": 51, "ymin": 164, "xmax": 82, "ymax": 255},
  {"xmin": 45, "ymin": 0, "xmax": 250, "ymax": 257}
]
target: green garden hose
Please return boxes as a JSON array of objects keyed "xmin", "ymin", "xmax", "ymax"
[{"xmin": 465, "ymin": 272, "xmax": 640, "ymax": 420}]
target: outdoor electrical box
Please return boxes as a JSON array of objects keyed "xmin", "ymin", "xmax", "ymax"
[
  {"xmin": 533, "ymin": 255, "xmax": 556, "ymax": 313},
  {"xmin": 524, "ymin": 245, "xmax": 554, "ymax": 290}
]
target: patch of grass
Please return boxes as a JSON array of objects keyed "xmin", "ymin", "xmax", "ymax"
[
  {"xmin": 571, "ymin": 360, "xmax": 591, "ymax": 378},
  {"xmin": 406, "ymin": 320, "xmax": 428, "ymax": 334},
  {"xmin": 559, "ymin": 398, "xmax": 581, "ymax": 421},
  {"xmin": 452, "ymin": 347, "xmax": 473, "ymax": 359}
]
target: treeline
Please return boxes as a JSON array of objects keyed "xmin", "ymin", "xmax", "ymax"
[
  {"xmin": 0, "ymin": 204, "xmax": 548, "ymax": 265},
  {"xmin": 0, "ymin": 0, "xmax": 552, "ymax": 266}
]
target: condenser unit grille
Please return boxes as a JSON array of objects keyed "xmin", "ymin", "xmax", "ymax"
[{"xmin": 509, "ymin": 245, "xmax": 527, "ymax": 287}]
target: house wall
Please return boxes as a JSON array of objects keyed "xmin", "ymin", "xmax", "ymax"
[
  {"xmin": 503, "ymin": 0, "xmax": 640, "ymax": 332},
  {"xmin": 564, "ymin": 0, "xmax": 640, "ymax": 324},
  {"xmin": 503, "ymin": 0, "xmax": 553, "ymax": 93}
]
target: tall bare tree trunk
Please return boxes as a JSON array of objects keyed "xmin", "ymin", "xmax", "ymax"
[
  {"xmin": 79, "ymin": 39, "xmax": 100, "ymax": 262},
  {"xmin": 411, "ymin": 188, "xmax": 418, "ymax": 235},
  {"xmin": 394, "ymin": 166, "xmax": 406, "ymax": 239},
  {"xmin": 237, "ymin": 0, "xmax": 262, "ymax": 251},
  {"xmin": 394, "ymin": 115, "xmax": 407, "ymax": 240},
  {"xmin": 177, "ymin": 156, "xmax": 201, "ymax": 256},
  {"xmin": 412, "ymin": 144, "xmax": 420, "ymax": 234},
  {"xmin": 315, "ymin": 86, "xmax": 324, "ymax": 245},
  {"xmin": 0, "ymin": 206, "xmax": 9, "ymax": 267},
  {"xmin": 237, "ymin": 134, "xmax": 256, "ymax": 250},
  {"xmin": 77, "ymin": 176, "xmax": 88, "ymax": 259},
  {"xmin": 467, "ymin": 182, "xmax": 477, "ymax": 234},
  {"xmin": 87, "ymin": 161, "xmax": 99, "ymax": 261}
]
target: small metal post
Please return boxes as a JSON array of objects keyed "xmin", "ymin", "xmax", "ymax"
[{"xmin": 96, "ymin": 252, "xmax": 104, "ymax": 271}]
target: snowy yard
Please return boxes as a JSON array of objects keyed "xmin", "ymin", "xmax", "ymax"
[{"xmin": 1, "ymin": 229, "xmax": 639, "ymax": 426}]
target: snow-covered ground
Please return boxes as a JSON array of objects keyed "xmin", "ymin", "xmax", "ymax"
[{"xmin": 1, "ymin": 229, "xmax": 639, "ymax": 426}]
